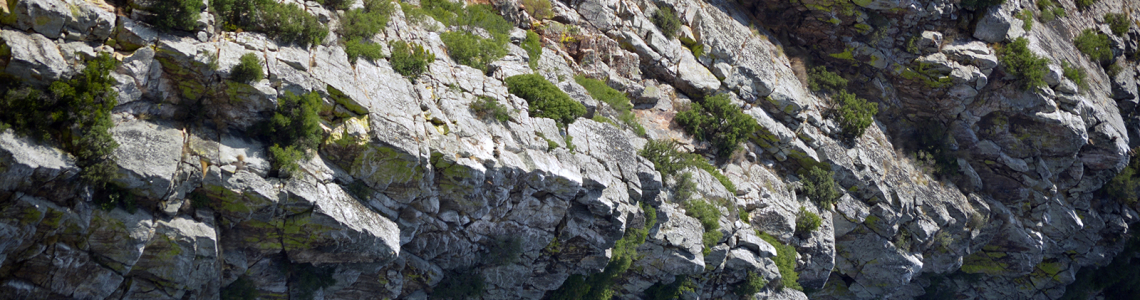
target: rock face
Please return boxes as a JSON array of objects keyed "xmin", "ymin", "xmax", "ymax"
[{"xmin": 0, "ymin": 0, "xmax": 1138, "ymax": 299}]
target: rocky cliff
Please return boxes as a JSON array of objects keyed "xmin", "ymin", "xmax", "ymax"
[{"xmin": 0, "ymin": 0, "xmax": 1138, "ymax": 299}]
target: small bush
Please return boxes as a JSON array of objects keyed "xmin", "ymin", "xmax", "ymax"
[
  {"xmin": 214, "ymin": 0, "xmax": 328, "ymax": 47},
  {"xmin": 645, "ymin": 275, "xmax": 695, "ymax": 300},
  {"xmin": 339, "ymin": 0, "xmax": 395, "ymax": 41},
  {"xmin": 685, "ymin": 199, "xmax": 722, "ymax": 255},
  {"xmin": 1105, "ymin": 13, "xmax": 1130, "ymax": 36},
  {"xmin": 675, "ymin": 94, "xmax": 759, "ymax": 158},
  {"xmin": 522, "ymin": 30, "xmax": 543, "ymax": 69},
  {"xmin": 1037, "ymin": 0, "xmax": 1066, "ymax": 22},
  {"xmin": 434, "ymin": 268, "xmax": 485, "ymax": 299},
  {"xmin": 999, "ymin": 37, "xmax": 1049, "ymax": 90},
  {"xmin": 1061, "ymin": 61, "xmax": 1087, "ymax": 90},
  {"xmin": 574, "ymin": 75, "xmax": 645, "ymax": 136},
  {"xmin": 961, "ymin": 0, "xmax": 1005, "ymax": 10},
  {"xmin": 316, "ymin": 0, "xmax": 353, "ymax": 10},
  {"xmin": 674, "ymin": 172, "xmax": 697, "ymax": 202},
  {"xmin": 345, "ymin": 38, "xmax": 383, "ymax": 63},
  {"xmin": 1075, "ymin": 29, "xmax": 1113, "ymax": 62},
  {"xmin": 639, "ymin": 139, "xmax": 736, "ymax": 193},
  {"xmin": 522, "ymin": 0, "xmax": 553, "ymax": 20},
  {"xmin": 549, "ymin": 201, "xmax": 655, "ymax": 300},
  {"xmin": 836, "ymin": 91, "xmax": 878, "ymax": 138},
  {"xmin": 1075, "ymin": 0, "xmax": 1097, "ymax": 10},
  {"xmin": 758, "ymin": 232, "xmax": 801, "ymax": 290},
  {"xmin": 231, "ymin": 53, "xmax": 264, "ymax": 83},
  {"xmin": 735, "ymin": 271, "xmax": 767, "ymax": 296},
  {"xmin": 1017, "ymin": 10, "xmax": 1033, "ymax": 31},
  {"xmin": 1105, "ymin": 148, "xmax": 1140, "ymax": 204},
  {"xmin": 390, "ymin": 41, "xmax": 435, "ymax": 79},
  {"xmin": 808, "ymin": 66, "xmax": 848, "ymax": 93},
  {"xmin": 652, "ymin": 5, "xmax": 682, "ymax": 39},
  {"xmin": 505, "ymin": 74, "xmax": 586, "ymax": 125},
  {"xmin": 795, "ymin": 207, "xmax": 822, "ymax": 236},
  {"xmin": 151, "ymin": 0, "xmax": 203, "ymax": 31},
  {"xmin": 471, "ymin": 96, "xmax": 511, "ymax": 122},
  {"xmin": 221, "ymin": 275, "xmax": 260, "ymax": 300},
  {"xmin": 441, "ymin": 31, "xmax": 508, "ymax": 72},
  {"xmin": 260, "ymin": 91, "xmax": 324, "ymax": 176},
  {"xmin": 800, "ymin": 164, "xmax": 839, "ymax": 208}
]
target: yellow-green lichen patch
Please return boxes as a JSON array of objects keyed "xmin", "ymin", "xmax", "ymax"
[
  {"xmin": 1034, "ymin": 260, "xmax": 1065, "ymax": 282},
  {"xmin": 829, "ymin": 47, "xmax": 856, "ymax": 61},
  {"xmin": 960, "ymin": 250, "xmax": 1009, "ymax": 275},
  {"xmin": 327, "ymin": 85, "xmax": 369, "ymax": 116},
  {"xmin": 19, "ymin": 206, "xmax": 43, "ymax": 226},
  {"xmin": 350, "ymin": 144, "xmax": 426, "ymax": 190}
]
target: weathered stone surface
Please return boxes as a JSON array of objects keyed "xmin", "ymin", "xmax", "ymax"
[
  {"xmin": 111, "ymin": 120, "xmax": 184, "ymax": 200},
  {"xmin": 1, "ymin": 30, "xmax": 71, "ymax": 85}
]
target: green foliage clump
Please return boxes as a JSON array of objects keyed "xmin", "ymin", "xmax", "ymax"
[
  {"xmin": 1105, "ymin": 13, "xmax": 1130, "ymax": 37},
  {"xmin": 1105, "ymin": 148, "xmax": 1140, "ymax": 204},
  {"xmin": 758, "ymin": 232, "xmax": 801, "ymax": 291},
  {"xmin": 835, "ymin": 91, "xmax": 878, "ymax": 138},
  {"xmin": 485, "ymin": 236, "xmax": 523, "ymax": 266},
  {"xmin": 95, "ymin": 183, "xmax": 137, "ymax": 213},
  {"xmin": 221, "ymin": 275, "xmax": 260, "ymax": 300},
  {"xmin": 470, "ymin": 96, "xmax": 511, "ymax": 122},
  {"xmin": 339, "ymin": 0, "xmax": 395, "ymax": 42},
  {"xmin": 0, "ymin": 53, "xmax": 120, "ymax": 188},
  {"xmin": 913, "ymin": 119, "xmax": 959, "ymax": 178},
  {"xmin": 685, "ymin": 199, "xmax": 722, "ymax": 255},
  {"xmin": 441, "ymin": 31, "xmax": 508, "ymax": 72},
  {"xmin": 505, "ymin": 74, "xmax": 586, "ymax": 126},
  {"xmin": 407, "ymin": 0, "xmax": 511, "ymax": 71},
  {"xmin": 1037, "ymin": 0, "xmax": 1066, "ymax": 22},
  {"xmin": 795, "ymin": 207, "xmax": 822, "ymax": 236},
  {"xmin": 638, "ymin": 139, "xmax": 736, "ymax": 194},
  {"xmin": 522, "ymin": 0, "xmax": 553, "ymax": 20},
  {"xmin": 675, "ymin": 94, "xmax": 759, "ymax": 158},
  {"xmin": 315, "ymin": 0, "xmax": 353, "ymax": 10},
  {"xmin": 808, "ymin": 66, "xmax": 848, "ymax": 93},
  {"xmin": 260, "ymin": 91, "xmax": 324, "ymax": 176},
  {"xmin": 999, "ymin": 37, "xmax": 1049, "ymax": 90},
  {"xmin": 434, "ymin": 268, "xmax": 485, "ymax": 300},
  {"xmin": 213, "ymin": 0, "xmax": 328, "ymax": 47},
  {"xmin": 344, "ymin": 38, "xmax": 384, "ymax": 63},
  {"xmin": 522, "ymin": 30, "xmax": 543, "ymax": 69},
  {"xmin": 549, "ymin": 201, "xmax": 657, "ymax": 300},
  {"xmin": 961, "ymin": 0, "xmax": 1005, "ymax": 10},
  {"xmin": 1075, "ymin": 29, "xmax": 1113, "ymax": 62},
  {"xmin": 645, "ymin": 275, "xmax": 695, "ymax": 300},
  {"xmin": 1017, "ymin": 10, "xmax": 1033, "ymax": 31},
  {"xmin": 734, "ymin": 271, "xmax": 768, "ymax": 296},
  {"xmin": 231, "ymin": 53, "xmax": 264, "ymax": 83},
  {"xmin": 1075, "ymin": 0, "xmax": 1097, "ymax": 10},
  {"xmin": 151, "ymin": 0, "xmax": 203, "ymax": 31},
  {"xmin": 1061, "ymin": 61, "xmax": 1087, "ymax": 90},
  {"xmin": 574, "ymin": 75, "xmax": 645, "ymax": 136},
  {"xmin": 800, "ymin": 164, "xmax": 839, "ymax": 208},
  {"xmin": 389, "ymin": 41, "xmax": 435, "ymax": 79},
  {"xmin": 652, "ymin": 6, "xmax": 682, "ymax": 39}
]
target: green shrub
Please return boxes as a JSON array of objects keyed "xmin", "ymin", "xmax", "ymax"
[
  {"xmin": 1105, "ymin": 13, "xmax": 1130, "ymax": 36},
  {"xmin": 758, "ymin": 232, "xmax": 801, "ymax": 290},
  {"xmin": 339, "ymin": 0, "xmax": 395, "ymax": 41},
  {"xmin": 522, "ymin": 0, "xmax": 553, "ymax": 20},
  {"xmin": 549, "ymin": 201, "xmax": 656, "ymax": 300},
  {"xmin": 389, "ymin": 40, "xmax": 435, "ymax": 79},
  {"xmin": 1037, "ymin": 0, "xmax": 1066, "ymax": 22},
  {"xmin": 316, "ymin": 0, "xmax": 353, "ymax": 10},
  {"xmin": 638, "ymin": 139, "xmax": 736, "ymax": 193},
  {"xmin": 231, "ymin": 53, "xmax": 264, "ymax": 83},
  {"xmin": 674, "ymin": 172, "xmax": 697, "ymax": 202},
  {"xmin": 961, "ymin": 0, "xmax": 1004, "ymax": 10},
  {"xmin": 652, "ymin": 6, "xmax": 682, "ymax": 39},
  {"xmin": 260, "ymin": 91, "xmax": 323, "ymax": 176},
  {"xmin": 675, "ymin": 94, "xmax": 759, "ymax": 158},
  {"xmin": 470, "ymin": 96, "xmax": 511, "ymax": 122},
  {"xmin": 645, "ymin": 275, "xmax": 695, "ymax": 300},
  {"xmin": 685, "ymin": 199, "xmax": 722, "ymax": 255},
  {"xmin": 505, "ymin": 74, "xmax": 586, "ymax": 125},
  {"xmin": 913, "ymin": 119, "xmax": 959, "ymax": 179},
  {"xmin": 735, "ymin": 271, "xmax": 768, "ymax": 296},
  {"xmin": 434, "ymin": 268, "xmax": 485, "ymax": 299},
  {"xmin": 94, "ymin": 183, "xmax": 137, "ymax": 213},
  {"xmin": 522, "ymin": 30, "xmax": 543, "ymax": 69},
  {"xmin": 1075, "ymin": 0, "xmax": 1097, "ymax": 10},
  {"xmin": 1108, "ymin": 61, "xmax": 1124, "ymax": 78},
  {"xmin": 1061, "ymin": 61, "xmax": 1087, "ymax": 90},
  {"xmin": 1017, "ymin": 10, "xmax": 1033, "ymax": 31},
  {"xmin": 213, "ymin": 0, "xmax": 328, "ymax": 47},
  {"xmin": 808, "ymin": 66, "xmax": 848, "ymax": 93},
  {"xmin": 835, "ymin": 91, "xmax": 878, "ymax": 138},
  {"xmin": 1075, "ymin": 29, "xmax": 1113, "ymax": 62},
  {"xmin": 1105, "ymin": 148, "xmax": 1140, "ymax": 204},
  {"xmin": 441, "ymin": 31, "xmax": 508, "ymax": 72},
  {"xmin": 221, "ymin": 275, "xmax": 260, "ymax": 300},
  {"xmin": 691, "ymin": 159, "xmax": 736, "ymax": 193},
  {"xmin": 795, "ymin": 207, "xmax": 822, "ymax": 236},
  {"xmin": 0, "ymin": 53, "xmax": 120, "ymax": 188},
  {"xmin": 345, "ymin": 38, "xmax": 384, "ymax": 63},
  {"xmin": 574, "ymin": 75, "xmax": 645, "ymax": 136},
  {"xmin": 151, "ymin": 0, "xmax": 203, "ymax": 31},
  {"xmin": 800, "ymin": 164, "xmax": 839, "ymax": 208},
  {"xmin": 999, "ymin": 37, "xmax": 1049, "ymax": 90},
  {"xmin": 403, "ymin": 1, "xmax": 510, "ymax": 71}
]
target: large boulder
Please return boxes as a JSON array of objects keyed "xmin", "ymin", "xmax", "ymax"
[{"xmin": 111, "ymin": 120, "xmax": 184, "ymax": 201}]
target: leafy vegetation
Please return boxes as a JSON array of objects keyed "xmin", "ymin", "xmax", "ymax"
[
  {"xmin": 961, "ymin": 0, "xmax": 1005, "ymax": 10},
  {"xmin": 0, "ymin": 53, "xmax": 120, "ymax": 189},
  {"xmin": 795, "ymin": 207, "xmax": 822, "ymax": 236},
  {"xmin": 645, "ymin": 275, "xmax": 695, "ymax": 300},
  {"xmin": 808, "ymin": 66, "xmax": 848, "ymax": 93},
  {"xmin": 231, "ymin": 53, "xmax": 264, "ymax": 83},
  {"xmin": 998, "ymin": 37, "xmax": 1049, "ymax": 90},
  {"xmin": 679, "ymin": 36, "xmax": 705, "ymax": 58},
  {"xmin": 389, "ymin": 41, "xmax": 435, "ymax": 79},
  {"xmin": 505, "ymin": 74, "xmax": 586, "ymax": 126},
  {"xmin": 549, "ymin": 201, "xmax": 657, "ymax": 300},
  {"xmin": 1037, "ymin": 0, "xmax": 1066, "ymax": 22},
  {"xmin": 836, "ymin": 91, "xmax": 878, "ymax": 138},
  {"xmin": 1075, "ymin": 29, "xmax": 1113, "ymax": 62},
  {"xmin": 652, "ymin": 5, "xmax": 682, "ymax": 39},
  {"xmin": 1104, "ymin": 147, "xmax": 1140, "ymax": 204},
  {"xmin": 1105, "ymin": 13, "xmax": 1130, "ymax": 37},
  {"xmin": 345, "ymin": 38, "xmax": 384, "ymax": 63},
  {"xmin": 522, "ymin": 0, "xmax": 553, "ymax": 20},
  {"xmin": 735, "ymin": 271, "xmax": 768, "ymax": 296},
  {"xmin": 522, "ymin": 30, "xmax": 543, "ymax": 69},
  {"xmin": 800, "ymin": 164, "xmax": 839, "ymax": 208},
  {"xmin": 913, "ymin": 119, "xmax": 959, "ymax": 179},
  {"xmin": 685, "ymin": 199, "xmax": 723, "ymax": 256},
  {"xmin": 406, "ymin": 0, "xmax": 512, "ymax": 71},
  {"xmin": 151, "ymin": 0, "xmax": 203, "ymax": 31},
  {"xmin": 471, "ymin": 96, "xmax": 511, "ymax": 122},
  {"xmin": 1017, "ymin": 10, "xmax": 1033, "ymax": 31},
  {"xmin": 213, "ymin": 0, "xmax": 328, "ymax": 47},
  {"xmin": 221, "ymin": 275, "xmax": 260, "ymax": 300},
  {"xmin": 1062, "ymin": 61, "xmax": 1087, "ymax": 90},
  {"xmin": 574, "ymin": 76, "xmax": 645, "ymax": 136},
  {"xmin": 259, "ymin": 91, "xmax": 324, "ymax": 176},
  {"xmin": 1075, "ymin": 0, "xmax": 1097, "ymax": 10},
  {"xmin": 339, "ymin": 0, "xmax": 395, "ymax": 41},
  {"xmin": 675, "ymin": 94, "xmax": 759, "ymax": 158},
  {"xmin": 441, "ymin": 31, "xmax": 509, "ymax": 72},
  {"xmin": 639, "ymin": 139, "xmax": 736, "ymax": 193},
  {"xmin": 758, "ymin": 232, "xmax": 801, "ymax": 290},
  {"xmin": 434, "ymin": 268, "xmax": 485, "ymax": 299}
]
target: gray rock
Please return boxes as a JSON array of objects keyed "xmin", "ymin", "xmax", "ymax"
[
  {"xmin": 917, "ymin": 31, "xmax": 943, "ymax": 54},
  {"xmin": 128, "ymin": 216, "xmax": 219, "ymax": 299},
  {"xmin": 735, "ymin": 230, "xmax": 777, "ymax": 257},
  {"xmin": 0, "ymin": 129, "xmax": 78, "ymax": 192},
  {"xmin": 13, "ymin": 0, "xmax": 70, "ymax": 39},
  {"xmin": 942, "ymin": 41, "xmax": 998, "ymax": 71},
  {"xmin": 280, "ymin": 176, "xmax": 401, "ymax": 264},
  {"xmin": 1, "ymin": 30, "xmax": 72, "ymax": 86},
  {"xmin": 973, "ymin": 3, "xmax": 1024, "ymax": 43},
  {"xmin": 87, "ymin": 208, "xmax": 156, "ymax": 274},
  {"xmin": 111, "ymin": 120, "xmax": 184, "ymax": 201},
  {"xmin": 112, "ymin": 17, "xmax": 158, "ymax": 51}
]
